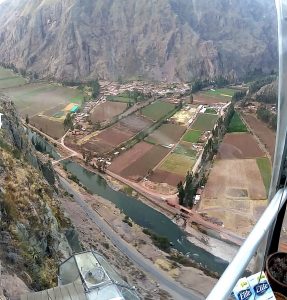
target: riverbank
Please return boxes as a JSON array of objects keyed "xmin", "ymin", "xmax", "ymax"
[{"xmin": 55, "ymin": 165, "xmax": 217, "ymax": 298}]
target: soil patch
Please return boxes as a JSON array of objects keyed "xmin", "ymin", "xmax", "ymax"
[
  {"xmin": 203, "ymin": 159, "xmax": 266, "ymax": 200},
  {"xmin": 109, "ymin": 142, "xmax": 154, "ymax": 174},
  {"xmin": 30, "ymin": 115, "xmax": 65, "ymax": 139},
  {"xmin": 149, "ymin": 169, "xmax": 184, "ymax": 187},
  {"xmin": 119, "ymin": 145, "xmax": 170, "ymax": 181},
  {"xmin": 96, "ymin": 127, "xmax": 134, "ymax": 147},
  {"xmin": 145, "ymin": 123, "xmax": 186, "ymax": 146},
  {"xmin": 118, "ymin": 114, "xmax": 152, "ymax": 133},
  {"xmin": 242, "ymin": 113, "xmax": 276, "ymax": 160},
  {"xmin": 218, "ymin": 133, "xmax": 265, "ymax": 159},
  {"xmin": 90, "ymin": 102, "xmax": 127, "ymax": 123}
]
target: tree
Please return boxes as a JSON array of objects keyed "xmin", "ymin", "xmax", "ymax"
[
  {"xmin": 93, "ymin": 121, "xmax": 101, "ymax": 131},
  {"xmin": 189, "ymin": 93, "xmax": 194, "ymax": 104},
  {"xmin": 64, "ymin": 113, "xmax": 74, "ymax": 131},
  {"xmin": 184, "ymin": 172, "xmax": 195, "ymax": 207},
  {"xmin": 232, "ymin": 90, "xmax": 246, "ymax": 102},
  {"xmin": 91, "ymin": 79, "xmax": 101, "ymax": 99},
  {"xmin": 177, "ymin": 181, "xmax": 185, "ymax": 205}
]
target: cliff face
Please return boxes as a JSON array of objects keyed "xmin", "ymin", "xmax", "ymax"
[
  {"xmin": 0, "ymin": 95, "xmax": 79, "ymax": 295},
  {"xmin": 0, "ymin": 0, "xmax": 277, "ymax": 82}
]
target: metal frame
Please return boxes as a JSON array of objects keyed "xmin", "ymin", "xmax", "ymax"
[
  {"xmin": 207, "ymin": 0, "xmax": 287, "ymax": 298},
  {"xmin": 206, "ymin": 188, "xmax": 287, "ymax": 300}
]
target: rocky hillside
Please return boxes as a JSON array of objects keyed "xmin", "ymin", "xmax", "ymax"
[
  {"xmin": 0, "ymin": 95, "xmax": 79, "ymax": 298},
  {"xmin": 0, "ymin": 0, "xmax": 277, "ymax": 82}
]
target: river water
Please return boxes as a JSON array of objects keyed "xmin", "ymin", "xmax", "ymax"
[{"xmin": 29, "ymin": 130, "xmax": 228, "ymax": 274}]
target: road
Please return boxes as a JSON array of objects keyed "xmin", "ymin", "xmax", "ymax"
[{"xmin": 59, "ymin": 176, "xmax": 203, "ymax": 300}]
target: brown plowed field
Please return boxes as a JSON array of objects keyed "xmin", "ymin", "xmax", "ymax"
[
  {"xmin": 111, "ymin": 144, "xmax": 170, "ymax": 181},
  {"xmin": 218, "ymin": 133, "xmax": 265, "ymax": 159},
  {"xmin": 90, "ymin": 102, "xmax": 127, "ymax": 123},
  {"xmin": 118, "ymin": 114, "xmax": 153, "ymax": 133},
  {"xmin": 149, "ymin": 170, "xmax": 184, "ymax": 187},
  {"xmin": 242, "ymin": 113, "xmax": 276, "ymax": 160},
  {"xmin": 83, "ymin": 140, "xmax": 114, "ymax": 154},
  {"xmin": 145, "ymin": 123, "xmax": 186, "ymax": 145},
  {"xmin": 30, "ymin": 115, "xmax": 64, "ymax": 139},
  {"xmin": 82, "ymin": 114, "xmax": 153, "ymax": 154},
  {"xmin": 96, "ymin": 127, "xmax": 134, "ymax": 146},
  {"xmin": 203, "ymin": 159, "xmax": 266, "ymax": 200},
  {"xmin": 109, "ymin": 142, "xmax": 153, "ymax": 174}
]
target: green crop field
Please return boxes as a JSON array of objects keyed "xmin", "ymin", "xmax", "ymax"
[
  {"xmin": 206, "ymin": 88, "xmax": 237, "ymax": 97},
  {"xmin": 141, "ymin": 101, "xmax": 176, "ymax": 122},
  {"xmin": 182, "ymin": 129, "xmax": 202, "ymax": 143},
  {"xmin": 174, "ymin": 144, "xmax": 197, "ymax": 158},
  {"xmin": 227, "ymin": 112, "xmax": 248, "ymax": 133},
  {"xmin": 191, "ymin": 113, "xmax": 218, "ymax": 131},
  {"xmin": 205, "ymin": 108, "xmax": 217, "ymax": 114},
  {"xmin": 0, "ymin": 67, "xmax": 26, "ymax": 89},
  {"xmin": 159, "ymin": 153, "xmax": 196, "ymax": 176},
  {"xmin": 107, "ymin": 95, "xmax": 134, "ymax": 103},
  {"xmin": 257, "ymin": 157, "xmax": 272, "ymax": 193}
]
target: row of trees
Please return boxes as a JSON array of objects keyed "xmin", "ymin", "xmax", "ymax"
[
  {"xmin": 177, "ymin": 104, "xmax": 235, "ymax": 208},
  {"xmin": 191, "ymin": 76, "xmax": 229, "ymax": 93}
]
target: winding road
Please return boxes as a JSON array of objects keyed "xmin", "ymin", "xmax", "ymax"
[{"xmin": 58, "ymin": 175, "xmax": 203, "ymax": 300}]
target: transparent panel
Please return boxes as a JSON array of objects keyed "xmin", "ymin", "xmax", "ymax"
[
  {"xmin": 75, "ymin": 252, "xmax": 109, "ymax": 289},
  {"xmin": 87, "ymin": 284, "xmax": 124, "ymax": 300},
  {"xmin": 59, "ymin": 256, "xmax": 81, "ymax": 285},
  {"xmin": 93, "ymin": 253, "xmax": 126, "ymax": 285},
  {"xmin": 117, "ymin": 286, "xmax": 141, "ymax": 300}
]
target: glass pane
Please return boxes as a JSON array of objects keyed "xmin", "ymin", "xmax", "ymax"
[
  {"xmin": 75, "ymin": 252, "xmax": 109, "ymax": 289},
  {"xmin": 59, "ymin": 257, "xmax": 81, "ymax": 285}
]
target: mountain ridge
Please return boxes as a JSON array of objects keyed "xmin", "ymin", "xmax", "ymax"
[{"xmin": 0, "ymin": 0, "xmax": 278, "ymax": 82}]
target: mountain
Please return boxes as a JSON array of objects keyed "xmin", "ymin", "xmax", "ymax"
[
  {"xmin": 0, "ymin": 94, "xmax": 81, "ymax": 296},
  {"xmin": 0, "ymin": 0, "xmax": 278, "ymax": 82}
]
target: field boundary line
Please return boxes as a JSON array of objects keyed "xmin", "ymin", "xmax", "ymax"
[{"xmin": 240, "ymin": 112, "xmax": 272, "ymax": 162}]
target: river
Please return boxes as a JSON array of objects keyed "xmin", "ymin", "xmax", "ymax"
[{"xmin": 29, "ymin": 130, "xmax": 228, "ymax": 275}]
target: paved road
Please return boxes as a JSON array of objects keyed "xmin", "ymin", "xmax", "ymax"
[{"xmin": 59, "ymin": 176, "xmax": 203, "ymax": 300}]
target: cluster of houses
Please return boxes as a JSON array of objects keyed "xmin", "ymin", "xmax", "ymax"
[{"xmin": 100, "ymin": 80, "xmax": 190, "ymax": 98}]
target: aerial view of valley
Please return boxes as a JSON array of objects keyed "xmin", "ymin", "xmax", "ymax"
[{"xmin": 0, "ymin": 0, "xmax": 285, "ymax": 300}]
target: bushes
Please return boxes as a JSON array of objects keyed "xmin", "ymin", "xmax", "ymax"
[
  {"xmin": 142, "ymin": 228, "xmax": 170, "ymax": 252},
  {"xmin": 123, "ymin": 215, "xmax": 133, "ymax": 227},
  {"xmin": 256, "ymin": 105, "xmax": 277, "ymax": 130}
]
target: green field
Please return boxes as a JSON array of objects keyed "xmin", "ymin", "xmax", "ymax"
[
  {"xmin": 205, "ymin": 108, "xmax": 217, "ymax": 114},
  {"xmin": 141, "ymin": 101, "xmax": 176, "ymax": 122},
  {"xmin": 174, "ymin": 144, "xmax": 197, "ymax": 158},
  {"xmin": 257, "ymin": 157, "xmax": 272, "ymax": 193},
  {"xmin": 159, "ymin": 153, "xmax": 196, "ymax": 176},
  {"xmin": 0, "ymin": 67, "xmax": 26, "ymax": 89},
  {"xmin": 191, "ymin": 113, "xmax": 218, "ymax": 131},
  {"xmin": 182, "ymin": 130, "xmax": 202, "ymax": 143},
  {"xmin": 205, "ymin": 88, "xmax": 236, "ymax": 97},
  {"xmin": 107, "ymin": 95, "xmax": 134, "ymax": 103},
  {"xmin": 227, "ymin": 111, "xmax": 248, "ymax": 133}
]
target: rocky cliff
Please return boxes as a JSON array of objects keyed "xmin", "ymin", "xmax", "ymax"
[
  {"xmin": 0, "ymin": 0, "xmax": 278, "ymax": 82},
  {"xmin": 0, "ymin": 95, "xmax": 79, "ymax": 297}
]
